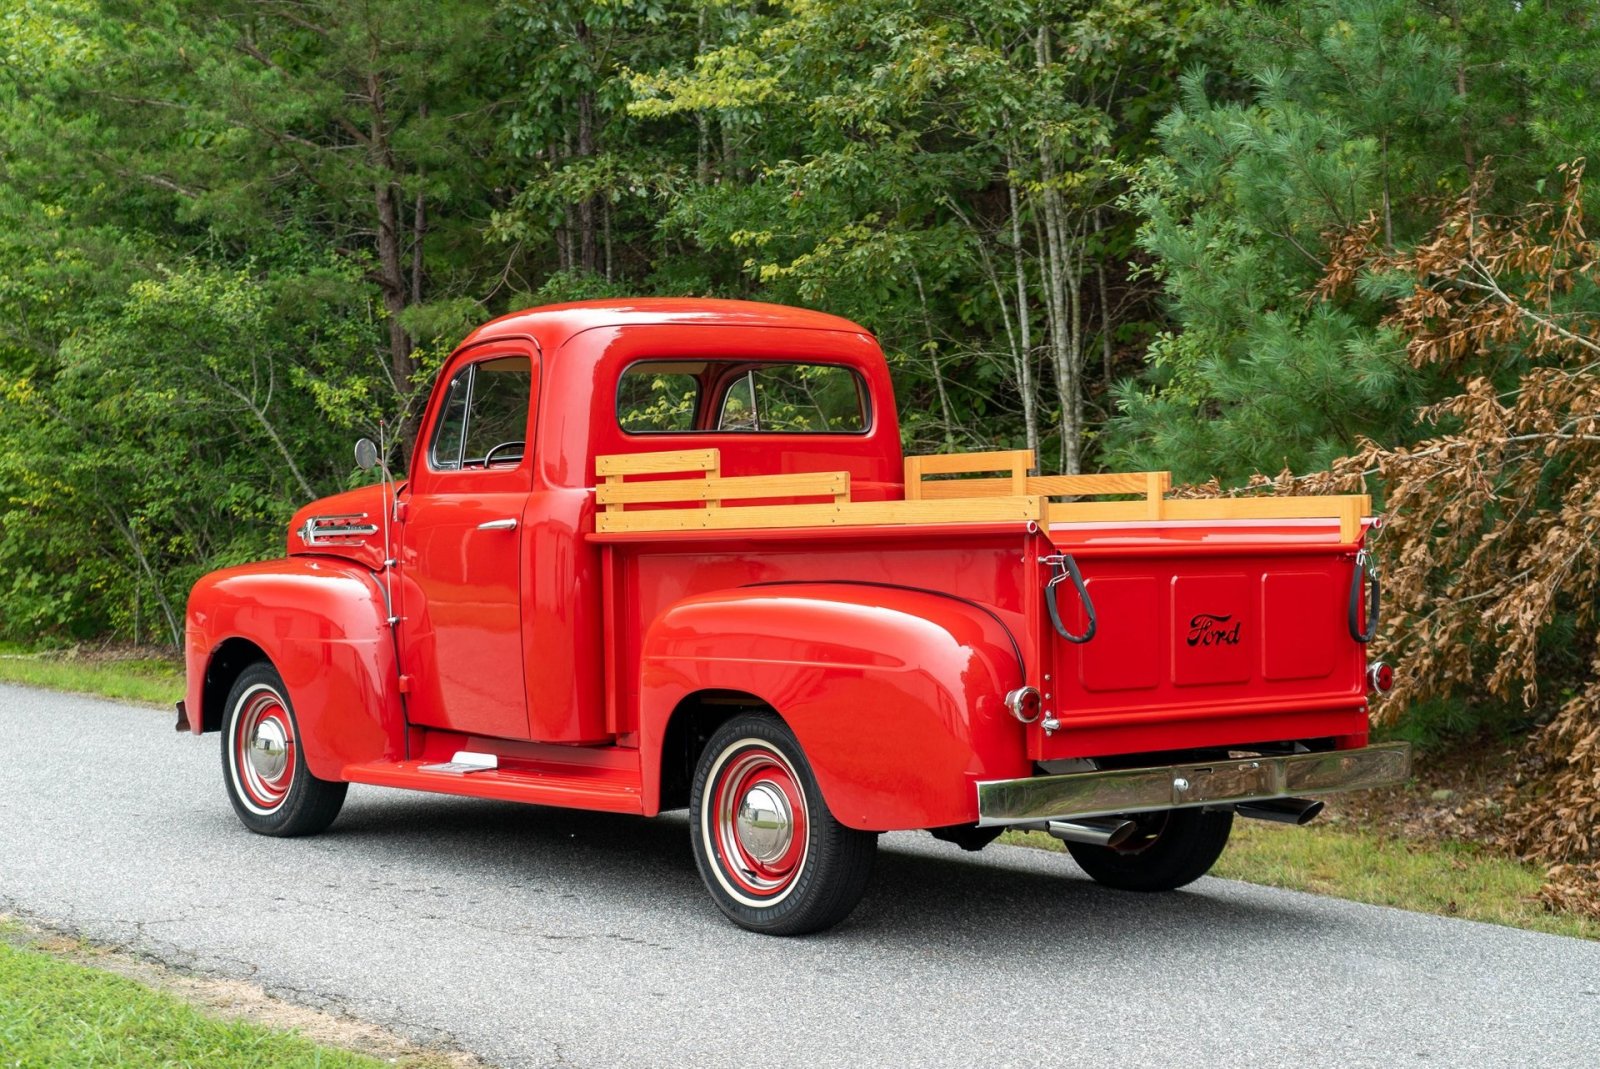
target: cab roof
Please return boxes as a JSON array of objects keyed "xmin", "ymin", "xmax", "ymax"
[{"xmin": 457, "ymin": 298, "xmax": 873, "ymax": 354}]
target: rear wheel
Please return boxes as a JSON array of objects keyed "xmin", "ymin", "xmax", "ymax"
[
  {"xmin": 690, "ymin": 714, "xmax": 877, "ymax": 935},
  {"xmin": 1065, "ymin": 808, "xmax": 1233, "ymax": 891},
  {"xmin": 221, "ymin": 662, "xmax": 347, "ymax": 837}
]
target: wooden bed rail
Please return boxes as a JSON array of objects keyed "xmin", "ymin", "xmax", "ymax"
[
  {"xmin": 591, "ymin": 448, "xmax": 1370, "ymax": 541},
  {"xmin": 593, "ymin": 449, "xmax": 1043, "ymax": 533},
  {"xmin": 904, "ymin": 449, "xmax": 1369, "ymax": 543}
]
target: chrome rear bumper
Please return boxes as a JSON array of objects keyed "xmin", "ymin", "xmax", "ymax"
[{"xmin": 975, "ymin": 742, "xmax": 1410, "ymax": 827}]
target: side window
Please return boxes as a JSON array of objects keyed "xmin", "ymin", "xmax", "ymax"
[{"xmin": 429, "ymin": 356, "xmax": 533, "ymax": 471}]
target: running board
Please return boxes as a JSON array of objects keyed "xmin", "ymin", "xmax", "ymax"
[
  {"xmin": 975, "ymin": 742, "xmax": 1409, "ymax": 827},
  {"xmin": 342, "ymin": 759, "xmax": 646, "ymax": 815}
]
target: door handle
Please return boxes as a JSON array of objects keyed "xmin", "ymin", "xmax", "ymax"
[{"xmin": 476, "ymin": 518, "xmax": 518, "ymax": 531}]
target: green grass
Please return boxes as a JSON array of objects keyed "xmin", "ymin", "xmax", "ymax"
[
  {"xmin": 0, "ymin": 645, "xmax": 181, "ymax": 707},
  {"xmin": 1003, "ymin": 820, "xmax": 1600, "ymax": 941},
  {"xmin": 0, "ymin": 928, "xmax": 396, "ymax": 1069}
]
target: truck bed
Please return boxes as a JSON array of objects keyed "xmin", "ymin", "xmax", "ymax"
[{"xmin": 592, "ymin": 447, "xmax": 1376, "ymax": 766}]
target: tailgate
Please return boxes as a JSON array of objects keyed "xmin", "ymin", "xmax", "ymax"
[{"xmin": 1031, "ymin": 523, "xmax": 1373, "ymax": 760}]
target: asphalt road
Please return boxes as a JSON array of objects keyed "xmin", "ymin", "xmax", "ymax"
[{"xmin": 2, "ymin": 683, "xmax": 1596, "ymax": 1068}]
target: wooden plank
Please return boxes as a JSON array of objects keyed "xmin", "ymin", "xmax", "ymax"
[
  {"xmin": 705, "ymin": 454, "xmax": 721, "ymax": 509},
  {"xmin": 1161, "ymin": 495, "xmax": 1370, "ymax": 526},
  {"xmin": 1009, "ymin": 452, "xmax": 1028, "ymax": 496},
  {"xmin": 903, "ymin": 455, "xmax": 924, "ymax": 501},
  {"xmin": 1041, "ymin": 494, "xmax": 1370, "ymax": 531},
  {"xmin": 916, "ymin": 477, "xmax": 1017, "ymax": 500},
  {"xmin": 1340, "ymin": 498, "xmax": 1362, "ymax": 544},
  {"xmin": 919, "ymin": 471, "xmax": 1176, "ymax": 500},
  {"xmin": 1044, "ymin": 500, "xmax": 1158, "ymax": 524},
  {"xmin": 595, "ymin": 448, "xmax": 720, "ymax": 477},
  {"xmin": 906, "ymin": 449, "xmax": 1035, "ymax": 476},
  {"xmin": 1020, "ymin": 472, "xmax": 1172, "ymax": 497},
  {"xmin": 1146, "ymin": 471, "xmax": 1167, "ymax": 520},
  {"xmin": 594, "ymin": 496, "xmax": 1047, "ymax": 533},
  {"xmin": 595, "ymin": 471, "xmax": 851, "ymax": 505}
]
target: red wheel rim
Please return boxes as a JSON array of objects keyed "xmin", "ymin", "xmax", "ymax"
[
  {"xmin": 703, "ymin": 741, "xmax": 809, "ymax": 906},
  {"xmin": 231, "ymin": 686, "xmax": 296, "ymax": 814}
]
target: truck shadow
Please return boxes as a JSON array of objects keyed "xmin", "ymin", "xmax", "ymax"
[{"xmin": 326, "ymin": 790, "xmax": 1339, "ymax": 950}]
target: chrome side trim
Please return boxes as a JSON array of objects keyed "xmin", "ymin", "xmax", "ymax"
[
  {"xmin": 975, "ymin": 742, "xmax": 1410, "ymax": 827},
  {"xmin": 300, "ymin": 513, "xmax": 380, "ymax": 545}
]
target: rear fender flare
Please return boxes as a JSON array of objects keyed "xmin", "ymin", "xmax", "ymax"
[{"xmin": 638, "ymin": 583, "xmax": 1031, "ymax": 831}]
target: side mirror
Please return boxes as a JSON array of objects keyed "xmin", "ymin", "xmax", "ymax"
[{"xmin": 354, "ymin": 437, "xmax": 380, "ymax": 471}]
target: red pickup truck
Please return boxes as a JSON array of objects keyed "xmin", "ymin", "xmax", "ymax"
[{"xmin": 181, "ymin": 298, "xmax": 1407, "ymax": 934}]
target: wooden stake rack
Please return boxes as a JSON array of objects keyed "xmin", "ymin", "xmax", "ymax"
[{"xmin": 594, "ymin": 448, "xmax": 1370, "ymax": 542}]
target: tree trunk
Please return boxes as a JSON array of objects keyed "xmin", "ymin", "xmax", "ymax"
[
  {"xmin": 367, "ymin": 73, "xmax": 416, "ymax": 411},
  {"xmin": 576, "ymin": 19, "xmax": 598, "ymax": 274},
  {"xmin": 1032, "ymin": 26, "xmax": 1086, "ymax": 474},
  {"xmin": 696, "ymin": 9, "xmax": 712, "ymax": 184},
  {"xmin": 1096, "ymin": 208, "xmax": 1114, "ymax": 389},
  {"xmin": 105, "ymin": 506, "xmax": 181, "ymax": 648},
  {"xmin": 1008, "ymin": 169, "xmax": 1040, "ymax": 464},
  {"xmin": 910, "ymin": 264, "xmax": 956, "ymax": 451}
]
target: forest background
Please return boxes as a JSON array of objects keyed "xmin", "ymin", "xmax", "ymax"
[{"xmin": 2, "ymin": 0, "xmax": 1598, "ymax": 909}]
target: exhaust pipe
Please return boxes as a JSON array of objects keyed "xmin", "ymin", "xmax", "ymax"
[
  {"xmin": 1047, "ymin": 817, "xmax": 1138, "ymax": 849},
  {"xmin": 1234, "ymin": 797, "xmax": 1325, "ymax": 826}
]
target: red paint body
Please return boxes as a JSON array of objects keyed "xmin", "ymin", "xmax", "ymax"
[{"xmin": 184, "ymin": 299, "xmax": 1375, "ymax": 833}]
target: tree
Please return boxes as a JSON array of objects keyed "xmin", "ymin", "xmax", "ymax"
[
  {"xmin": 628, "ymin": 0, "xmax": 1196, "ymax": 468},
  {"xmin": 1111, "ymin": 0, "xmax": 1600, "ymax": 483},
  {"xmin": 1230, "ymin": 162, "xmax": 1600, "ymax": 914}
]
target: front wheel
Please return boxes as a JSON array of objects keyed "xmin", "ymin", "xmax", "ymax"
[
  {"xmin": 221, "ymin": 662, "xmax": 347, "ymax": 837},
  {"xmin": 1065, "ymin": 808, "xmax": 1233, "ymax": 892},
  {"xmin": 690, "ymin": 714, "xmax": 877, "ymax": 935}
]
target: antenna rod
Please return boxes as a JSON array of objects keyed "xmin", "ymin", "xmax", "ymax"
[{"xmin": 379, "ymin": 419, "xmax": 398, "ymax": 626}]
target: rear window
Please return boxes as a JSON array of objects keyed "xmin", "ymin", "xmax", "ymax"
[{"xmin": 617, "ymin": 360, "xmax": 868, "ymax": 435}]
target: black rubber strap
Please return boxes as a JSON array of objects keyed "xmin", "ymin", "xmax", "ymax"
[
  {"xmin": 1046, "ymin": 555, "xmax": 1096, "ymax": 645},
  {"xmin": 1348, "ymin": 553, "xmax": 1380, "ymax": 644}
]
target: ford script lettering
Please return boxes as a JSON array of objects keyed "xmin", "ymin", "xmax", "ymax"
[{"xmin": 1187, "ymin": 612, "xmax": 1242, "ymax": 647}]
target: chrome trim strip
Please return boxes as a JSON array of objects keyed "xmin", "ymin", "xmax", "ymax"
[
  {"xmin": 975, "ymin": 742, "xmax": 1410, "ymax": 827},
  {"xmin": 300, "ymin": 513, "xmax": 381, "ymax": 545}
]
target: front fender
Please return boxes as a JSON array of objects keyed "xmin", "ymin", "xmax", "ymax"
[
  {"xmin": 639, "ymin": 583, "xmax": 1032, "ymax": 831},
  {"xmin": 185, "ymin": 557, "xmax": 403, "ymax": 779}
]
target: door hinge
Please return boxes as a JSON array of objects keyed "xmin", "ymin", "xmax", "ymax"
[{"xmin": 397, "ymin": 673, "xmax": 414, "ymax": 694}]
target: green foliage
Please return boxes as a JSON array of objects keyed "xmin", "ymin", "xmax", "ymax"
[
  {"xmin": 0, "ymin": 0, "xmax": 1596, "ymax": 651},
  {"xmin": 1109, "ymin": 0, "xmax": 1600, "ymax": 484}
]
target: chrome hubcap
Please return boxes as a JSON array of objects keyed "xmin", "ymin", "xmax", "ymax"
[
  {"xmin": 735, "ymin": 781, "xmax": 793, "ymax": 863},
  {"xmin": 248, "ymin": 718, "xmax": 288, "ymax": 780}
]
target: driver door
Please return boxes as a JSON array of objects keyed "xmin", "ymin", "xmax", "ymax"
[{"xmin": 399, "ymin": 350, "xmax": 536, "ymax": 740}]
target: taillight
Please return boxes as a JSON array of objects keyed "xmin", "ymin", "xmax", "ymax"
[
  {"xmin": 1004, "ymin": 686, "xmax": 1042, "ymax": 724},
  {"xmin": 1367, "ymin": 662, "xmax": 1394, "ymax": 693}
]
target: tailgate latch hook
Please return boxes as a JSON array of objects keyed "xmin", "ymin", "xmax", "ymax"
[
  {"xmin": 1041, "ymin": 554, "xmax": 1097, "ymax": 644},
  {"xmin": 1349, "ymin": 549, "xmax": 1381, "ymax": 644}
]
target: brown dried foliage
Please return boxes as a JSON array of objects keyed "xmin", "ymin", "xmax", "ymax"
[{"xmin": 1194, "ymin": 162, "xmax": 1600, "ymax": 916}]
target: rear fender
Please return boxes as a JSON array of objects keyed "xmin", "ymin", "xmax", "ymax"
[
  {"xmin": 185, "ymin": 557, "xmax": 403, "ymax": 779},
  {"xmin": 638, "ymin": 583, "xmax": 1031, "ymax": 831}
]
